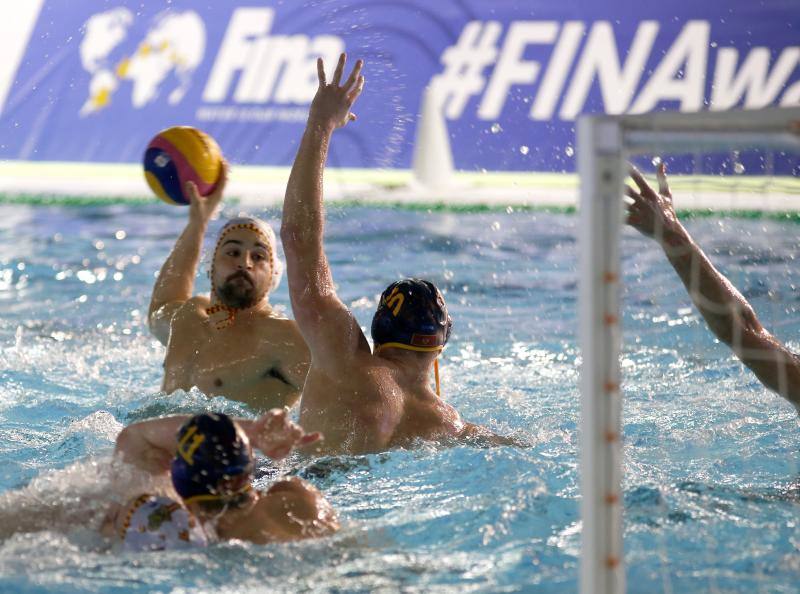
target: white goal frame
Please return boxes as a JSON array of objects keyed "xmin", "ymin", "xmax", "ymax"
[{"xmin": 577, "ymin": 106, "xmax": 800, "ymax": 594}]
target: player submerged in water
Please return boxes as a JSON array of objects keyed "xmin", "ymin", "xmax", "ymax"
[
  {"xmin": 148, "ymin": 164, "xmax": 309, "ymax": 411},
  {"xmin": 627, "ymin": 162, "xmax": 800, "ymax": 411},
  {"xmin": 104, "ymin": 410, "xmax": 337, "ymax": 549},
  {"xmin": 280, "ymin": 54, "xmax": 522, "ymax": 455}
]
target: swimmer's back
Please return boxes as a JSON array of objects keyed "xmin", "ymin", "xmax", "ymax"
[{"xmin": 299, "ymin": 353, "xmax": 463, "ymax": 454}]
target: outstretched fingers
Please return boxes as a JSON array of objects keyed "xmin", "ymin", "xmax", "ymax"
[
  {"xmin": 624, "ymin": 184, "xmax": 642, "ymax": 202},
  {"xmin": 332, "ymin": 53, "xmax": 346, "ymax": 86},
  {"xmin": 629, "ymin": 166, "xmax": 650, "ymax": 195},
  {"xmin": 343, "ymin": 59, "xmax": 363, "ymax": 92},
  {"xmin": 657, "ymin": 161, "xmax": 672, "ymax": 198},
  {"xmin": 624, "ymin": 185, "xmax": 641, "ymax": 221},
  {"xmin": 347, "ymin": 75, "xmax": 365, "ymax": 104},
  {"xmin": 317, "ymin": 58, "xmax": 326, "ymax": 87},
  {"xmin": 211, "ymin": 160, "xmax": 229, "ymax": 197},
  {"xmin": 312, "ymin": 53, "xmax": 364, "ymax": 128},
  {"xmin": 185, "ymin": 181, "xmax": 200, "ymax": 203}
]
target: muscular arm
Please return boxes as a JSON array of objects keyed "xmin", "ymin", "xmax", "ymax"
[
  {"xmin": 627, "ymin": 164, "xmax": 800, "ymax": 409},
  {"xmin": 148, "ymin": 220, "xmax": 207, "ymax": 344},
  {"xmin": 114, "ymin": 410, "xmax": 320, "ymax": 476},
  {"xmin": 148, "ymin": 166, "xmax": 228, "ymax": 345},
  {"xmin": 114, "ymin": 416, "xmax": 188, "ymax": 475},
  {"xmin": 280, "ymin": 54, "xmax": 368, "ymax": 371}
]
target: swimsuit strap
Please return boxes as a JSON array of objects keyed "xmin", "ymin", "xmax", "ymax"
[
  {"xmin": 434, "ymin": 358, "xmax": 441, "ymax": 397},
  {"xmin": 181, "ymin": 482, "xmax": 253, "ymax": 506}
]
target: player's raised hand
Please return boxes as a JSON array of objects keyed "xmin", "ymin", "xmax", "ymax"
[
  {"xmin": 625, "ymin": 162, "xmax": 680, "ymax": 242},
  {"xmin": 309, "ymin": 53, "xmax": 365, "ymax": 130},
  {"xmin": 187, "ymin": 159, "xmax": 229, "ymax": 226}
]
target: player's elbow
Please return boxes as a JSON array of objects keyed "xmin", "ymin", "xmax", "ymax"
[
  {"xmin": 113, "ymin": 424, "xmax": 137, "ymax": 463},
  {"xmin": 737, "ymin": 304, "xmax": 764, "ymax": 337},
  {"xmin": 713, "ymin": 304, "xmax": 762, "ymax": 347}
]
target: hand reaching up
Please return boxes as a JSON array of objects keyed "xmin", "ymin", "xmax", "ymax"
[
  {"xmin": 625, "ymin": 161, "xmax": 682, "ymax": 242},
  {"xmin": 308, "ymin": 53, "xmax": 365, "ymax": 131}
]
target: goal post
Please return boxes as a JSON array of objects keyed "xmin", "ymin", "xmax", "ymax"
[{"xmin": 577, "ymin": 106, "xmax": 800, "ymax": 594}]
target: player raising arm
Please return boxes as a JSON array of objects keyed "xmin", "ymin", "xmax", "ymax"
[{"xmin": 626, "ymin": 163, "xmax": 800, "ymax": 410}]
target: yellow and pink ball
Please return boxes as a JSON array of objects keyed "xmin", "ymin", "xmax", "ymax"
[{"xmin": 143, "ymin": 126, "xmax": 222, "ymax": 205}]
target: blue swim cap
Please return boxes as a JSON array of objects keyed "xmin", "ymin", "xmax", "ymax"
[
  {"xmin": 371, "ymin": 279, "xmax": 452, "ymax": 352},
  {"xmin": 170, "ymin": 413, "xmax": 254, "ymax": 505}
]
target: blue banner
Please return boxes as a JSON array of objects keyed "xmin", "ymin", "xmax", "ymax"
[{"xmin": 1, "ymin": 1, "xmax": 798, "ymax": 172}]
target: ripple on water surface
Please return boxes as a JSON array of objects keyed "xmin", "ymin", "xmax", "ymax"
[{"xmin": 0, "ymin": 205, "xmax": 798, "ymax": 592}]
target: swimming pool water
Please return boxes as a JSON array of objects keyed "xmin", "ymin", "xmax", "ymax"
[{"xmin": 0, "ymin": 204, "xmax": 798, "ymax": 593}]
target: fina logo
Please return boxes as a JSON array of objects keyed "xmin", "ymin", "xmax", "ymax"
[{"xmin": 79, "ymin": 8, "xmax": 205, "ymax": 116}]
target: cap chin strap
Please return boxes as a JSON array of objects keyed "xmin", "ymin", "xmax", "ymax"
[
  {"xmin": 205, "ymin": 303, "xmax": 238, "ymax": 330},
  {"xmin": 434, "ymin": 358, "xmax": 441, "ymax": 397},
  {"xmin": 374, "ymin": 342, "xmax": 444, "ymax": 397},
  {"xmin": 182, "ymin": 482, "xmax": 253, "ymax": 506}
]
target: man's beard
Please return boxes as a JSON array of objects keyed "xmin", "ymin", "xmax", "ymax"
[{"xmin": 216, "ymin": 272, "xmax": 259, "ymax": 309}]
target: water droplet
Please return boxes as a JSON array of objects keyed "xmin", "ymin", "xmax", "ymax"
[
  {"xmin": 490, "ymin": 123, "xmax": 502, "ymax": 134},
  {"xmin": 733, "ymin": 162, "xmax": 745, "ymax": 174},
  {"xmin": 491, "ymin": 221, "xmax": 501, "ymax": 231},
  {"xmin": 115, "ymin": 230, "xmax": 126, "ymax": 240},
  {"xmin": 565, "ymin": 145, "xmax": 574, "ymax": 157},
  {"xmin": 519, "ymin": 145, "xmax": 529, "ymax": 155}
]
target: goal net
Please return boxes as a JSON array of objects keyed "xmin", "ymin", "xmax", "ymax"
[{"xmin": 578, "ymin": 106, "xmax": 800, "ymax": 594}]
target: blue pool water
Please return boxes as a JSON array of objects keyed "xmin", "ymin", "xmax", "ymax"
[{"xmin": 0, "ymin": 203, "xmax": 798, "ymax": 593}]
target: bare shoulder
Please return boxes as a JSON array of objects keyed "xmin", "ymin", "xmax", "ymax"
[
  {"xmin": 264, "ymin": 315, "xmax": 304, "ymax": 336},
  {"xmin": 170, "ymin": 296, "xmax": 211, "ymax": 326},
  {"xmin": 321, "ymin": 348, "xmax": 390, "ymax": 384},
  {"xmin": 259, "ymin": 315, "xmax": 309, "ymax": 354},
  {"xmin": 151, "ymin": 296, "xmax": 211, "ymax": 348}
]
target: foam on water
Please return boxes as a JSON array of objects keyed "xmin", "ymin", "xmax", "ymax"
[{"xmin": 0, "ymin": 204, "xmax": 798, "ymax": 593}]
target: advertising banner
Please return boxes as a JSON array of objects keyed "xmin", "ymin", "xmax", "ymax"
[{"xmin": 0, "ymin": 1, "xmax": 798, "ymax": 172}]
